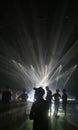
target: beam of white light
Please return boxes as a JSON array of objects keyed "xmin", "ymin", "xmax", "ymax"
[
  {"xmin": 12, "ymin": 58, "xmax": 78, "ymax": 92},
  {"xmin": 64, "ymin": 64, "xmax": 77, "ymax": 87},
  {"xmin": 0, "ymin": 1, "xmax": 78, "ymax": 94},
  {"xmin": 47, "ymin": 64, "xmax": 77, "ymax": 89},
  {"xmin": 56, "ymin": 40, "xmax": 78, "ymax": 69}
]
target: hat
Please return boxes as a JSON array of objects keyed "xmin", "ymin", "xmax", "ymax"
[
  {"xmin": 34, "ymin": 87, "xmax": 45, "ymax": 96},
  {"xmin": 33, "ymin": 87, "xmax": 37, "ymax": 90}
]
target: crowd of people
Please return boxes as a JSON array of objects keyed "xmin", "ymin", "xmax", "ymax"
[
  {"xmin": 29, "ymin": 86, "xmax": 67, "ymax": 130},
  {"xmin": 1, "ymin": 85, "xmax": 67, "ymax": 130},
  {"xmin": 2, "ymin": 87, "xmax": 28, "ymax": 103}
]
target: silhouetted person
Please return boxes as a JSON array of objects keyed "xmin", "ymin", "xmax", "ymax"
[
  {"xmin": 33, "ymin": 87, "xmax": 37, "ymax": 101},
  {"xmin": 62, "ymin": 89, "xmax": 67, "ymax": 116},
  {"xmin": 52, "ymin": 89, "xmax": 61, "ymax": 116},
  {"xmin": 2, "ymin": 86, "xmax": 11, "ymax": 104},
  {"xmin": 45, "ymin": 86, "xmax": 52, "ymax": 115},
  {"xmin": 18, "ymin": 89, "xmax": 28, "ymax": 102},
  {"xmin": 29, "ymin": 87, "xmax": 49, "ymax": 130}
]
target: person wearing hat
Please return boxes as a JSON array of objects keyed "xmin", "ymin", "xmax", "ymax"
[
  {"xmin": 62, "ymin": 89, "xmax": 67, "ymax": 116},
  {"xmin": 29, "ymin": 87, "xmax": 49, "ymax": 130}
]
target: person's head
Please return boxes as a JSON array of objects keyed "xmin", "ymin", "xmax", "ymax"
[
  {"xmin": 34, "ymin": 87, "xmax": 45, "ymax": 100},
  {"xmin": 56, "ymin": 89, "xmax": 59, "ymax": 93},
  {"xmin": 62, "ymin": 89, "xmax": 66, "ymax": 93},
  {"xmin": 46, "ymin": 86, "xmax": 49, "ymax": 91},
  {"xmin": 23, "ymin": 89, "xmax": 26, "ymax": 93}
]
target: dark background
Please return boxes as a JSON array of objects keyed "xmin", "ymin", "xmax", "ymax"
[{"xmin": 0, "ymin": 0, "xmax": 78, "ymax": 98}]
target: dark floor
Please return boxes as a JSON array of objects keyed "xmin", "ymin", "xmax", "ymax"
[{"xmin": 1, "ymin": 103, "xmax": 78, "ymax": 130}]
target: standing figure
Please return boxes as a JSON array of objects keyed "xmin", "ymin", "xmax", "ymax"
[
  {"xmin": 52, "ymin": 89, "xmax": 61, "ymax": 116},
  {"xmin": 62, "ymin": 89, "xmax": 67, "ymax": 116},
  {"xmin": 29, "ymin": 87, "xmax": 49, "ymax": 130},
  {"xmin": 18, "ymin": 89, "xmax": 28, "ymax": 102},
  {"xmin": 45, "ymin": 86, "xmax": 52, "ymax": 115},
  {"xmin": 2, "ymin": 86, "xmax": 11, "ymax": 103}
]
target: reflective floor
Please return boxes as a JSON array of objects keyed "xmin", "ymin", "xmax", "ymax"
[{"xmin": 1, "ymin": 103, "xmax": 78, "ymax": 130}]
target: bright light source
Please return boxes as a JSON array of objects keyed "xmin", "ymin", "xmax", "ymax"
[{"xmin": 27, "ymin": 91, "xmax": 34, "ymax": 102}]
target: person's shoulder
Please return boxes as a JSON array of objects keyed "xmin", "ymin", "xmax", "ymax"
[
  {"xmin": 53, "ymin": 93, "xmax": 56, "ymax": 96},
  {"xmin": 31, "ymin": 101, "xmax": 36, "ymax": 107},
  {"xmin": 49, "ymin": 90, "xmax": 52, "ymax": 94},
  {"xmin": 43, "ymin": 99, "xmax": 48, "ymax": 105}
]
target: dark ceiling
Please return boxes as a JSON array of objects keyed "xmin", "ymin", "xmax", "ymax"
[{"xmin": 0, "ymin": 0, "xmax": 78, "ymax": 97}]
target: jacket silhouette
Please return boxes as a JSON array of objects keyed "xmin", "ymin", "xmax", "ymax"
[{"xmin": 29, "ymin": 87, "xmax": 49, "ymax": 130}]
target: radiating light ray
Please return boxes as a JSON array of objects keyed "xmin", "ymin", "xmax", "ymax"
[
  {"xmin": 11, "ymin": 56, "xmax": 78, "ymax": 96},
  {"xmin": 1, "ymin": 48, "xmax": 77, "ymax": 91},
  {"xmin": 64, "ymin": 64, "xmax": 77, "ymax": 87},
  {"xmin": 0, "ymin": 1, "xmax": 78, "ymax": 95},
  {"xmin": 0, "ymin": 36, "xmax": 78, "ymax": 94}
]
